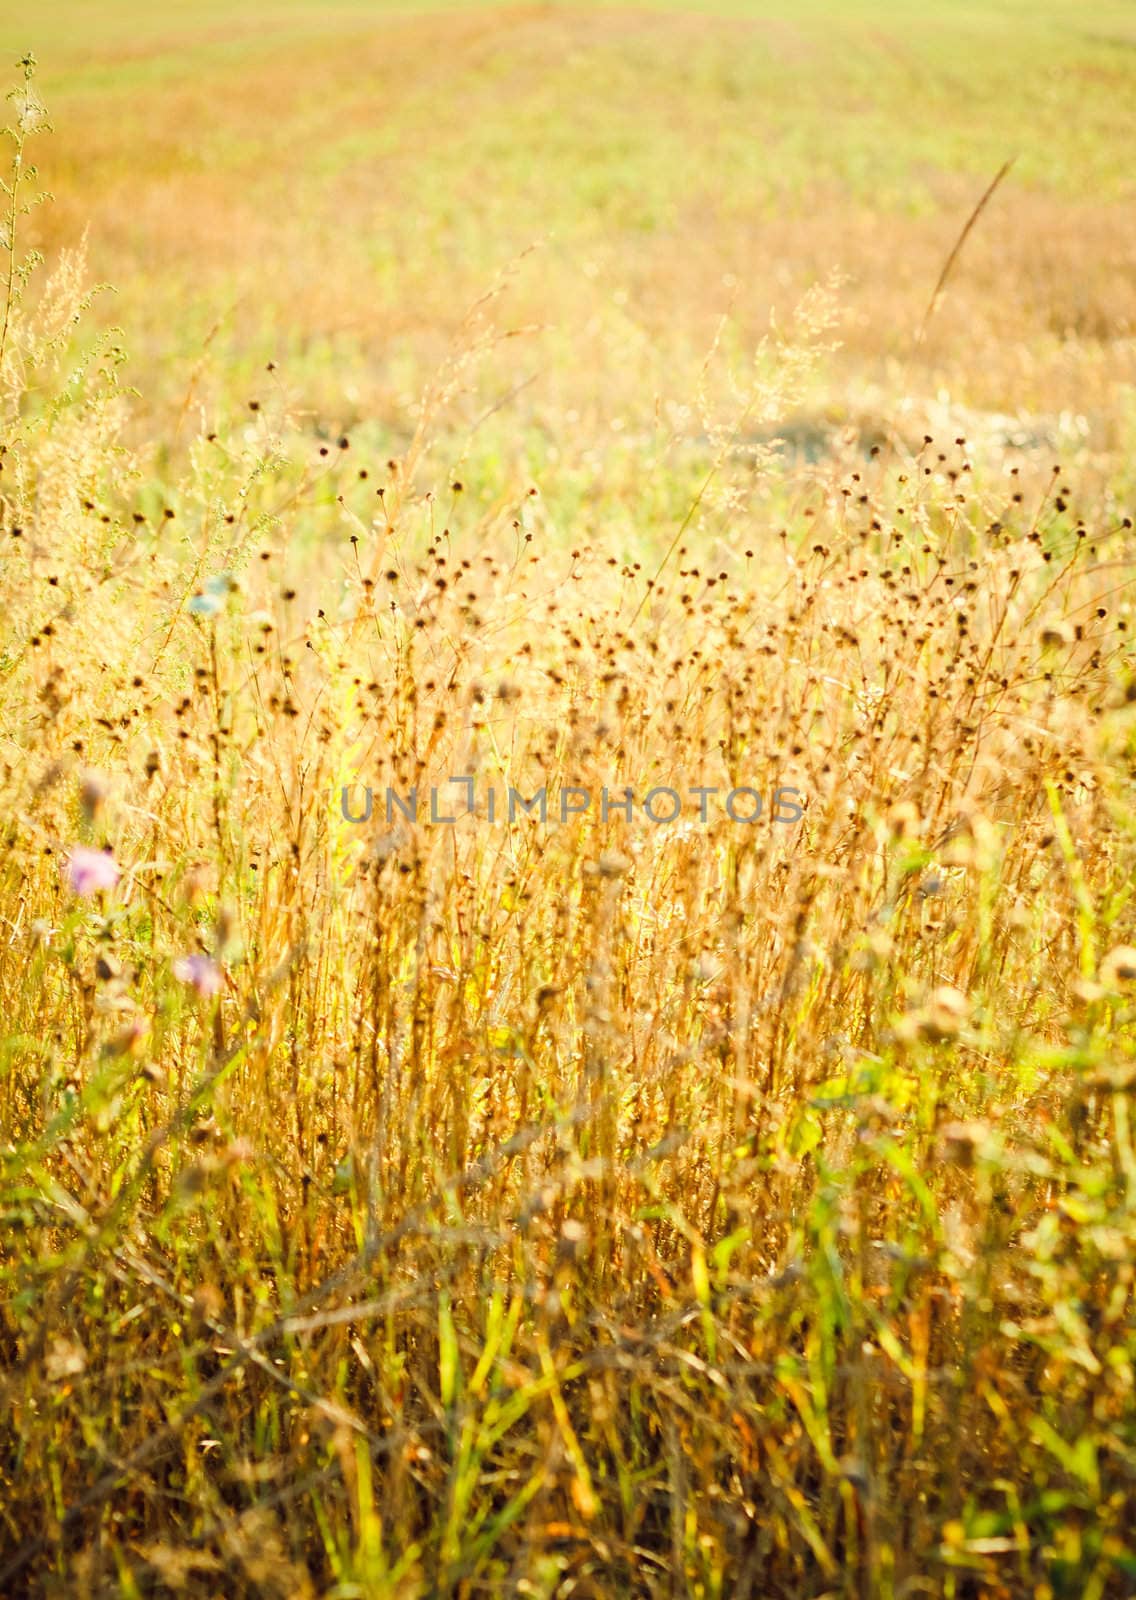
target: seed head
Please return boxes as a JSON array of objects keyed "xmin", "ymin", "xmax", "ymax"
[{"xmin": 1100, "ymin": 945, "xmax": 1136, "ymax": 990}]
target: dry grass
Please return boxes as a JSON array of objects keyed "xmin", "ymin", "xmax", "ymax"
[
  {"xmin": 2, "ymin": 19, "xmax": 1136, "ymax": 1599},
  {"xmin": 13, "ymin": 3, "xmax": 1136, "ymax": 475}
]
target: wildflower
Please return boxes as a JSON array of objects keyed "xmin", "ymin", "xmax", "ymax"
[
  {"xmin": 187, "ymin": 571, "xmax": 237, "ymax": 615},
  {"xmin": 173, "ymin": 953, "xmax": 223, "ymax": 998},
  {"xmin": 65, "ymin": 845, "xmax": 120, "ymax": 897}
]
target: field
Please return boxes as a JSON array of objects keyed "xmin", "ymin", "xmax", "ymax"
[{"xmin": 2, "ymin": 2, "xmax": 1136, "ymax": 1595}]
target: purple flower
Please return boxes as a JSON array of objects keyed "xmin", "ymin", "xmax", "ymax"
[
  {"xmin": 173, "ymin": 953, "xmax": 223, "ymax": 998},
  {"xmin": 65, "ymin": 846, "xmax": 121, "ymax": 897}
]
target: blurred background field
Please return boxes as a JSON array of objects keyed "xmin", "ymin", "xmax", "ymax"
[{"xmin": 7, "ymin": 0, "xmax": 1136, "ymax": 514}]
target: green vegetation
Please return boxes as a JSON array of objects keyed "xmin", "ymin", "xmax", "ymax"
[{"xmin": 1, "ymin": 8, "xmax": 1135, "ymax": 1595}]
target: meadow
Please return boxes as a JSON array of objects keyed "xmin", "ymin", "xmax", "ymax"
[{"xmin": 2, "ymin": 2, "xmax": 1136, "ymax": 1595}]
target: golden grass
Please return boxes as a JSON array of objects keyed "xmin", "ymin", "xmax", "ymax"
[{"xmin": 2, "ymin": 23, "xmax": 1136, "ymax": 1598}]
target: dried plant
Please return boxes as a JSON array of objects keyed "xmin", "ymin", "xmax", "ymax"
[{"xmin": 3, "ymin": 51, "xmax": 1136, "ymax": 1600}]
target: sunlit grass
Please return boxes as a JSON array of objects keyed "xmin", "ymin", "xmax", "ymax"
[{"xmin": 2, "ymin": 15, "xmax": 1136, "ymax": 1596}]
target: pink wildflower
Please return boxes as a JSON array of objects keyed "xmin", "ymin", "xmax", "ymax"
[
  {"xmin": 173, "ymin": 953, "xmax": 223, "ymax": 998},
  {"xmin": 65, "ymin": 846, "xmax": 121, "ymax": 897}
]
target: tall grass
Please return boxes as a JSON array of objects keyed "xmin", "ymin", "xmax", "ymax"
[{"xmin": 3, "ymin": 57, "xmax": 1136, "ymax": 1600}]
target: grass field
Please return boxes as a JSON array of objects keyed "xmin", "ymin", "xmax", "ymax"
[{"xmin": 2, "ymin": 3, "xmax": 1136, "ymax": 1595}]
